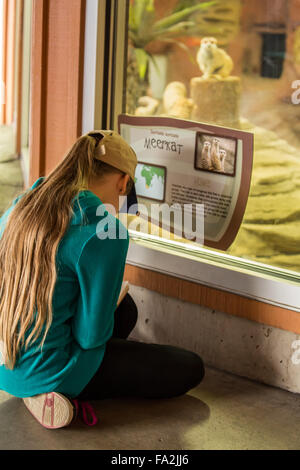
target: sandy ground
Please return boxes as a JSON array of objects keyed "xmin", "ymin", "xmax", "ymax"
[{"xmin": 141, "ymin": 74, "xmax": 300, "ymax": 273}]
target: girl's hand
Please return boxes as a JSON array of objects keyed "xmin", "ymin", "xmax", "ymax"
[{"xmin": 117, "ymin": 281, "xmax": 129, "ymax": 307}]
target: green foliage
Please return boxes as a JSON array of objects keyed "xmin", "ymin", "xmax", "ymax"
[
  {"xmin": 173, "ymin": 0, "xmax": 209, "ymax": 12},
  {"xmin": 128, "ymin": 0, "xmax": 216, "ymax": 80}
]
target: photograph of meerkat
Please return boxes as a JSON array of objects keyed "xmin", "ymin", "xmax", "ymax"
[
  {"xmin": 195, "ymin": 133, "xmax": 237, "ymax": 176},
  {"xmin": 219, "ymin": 149, "xmax": 227, "ymax": 173},
  {"xmin": 199, "ymin": 141, "xmax": 212, "ymax": 170},
  {"xmin": 211, "ymin": 138, "xmax": 222, "ymax": 171}
]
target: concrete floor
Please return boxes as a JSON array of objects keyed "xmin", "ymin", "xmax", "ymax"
[
  {"xmin": 0, "ymin": 158, "xmax": 24, "ymax": 214},
  {"xmin": 0, "ymin": 126, "xmax": 299, "ymax": 450},
  {"xmin": 0, "ymin": 125, "xmax": 24, "ymax": 216},
  {"xmin": 1, "ymin": 365, "xmax": 300, "ymax": 450}
]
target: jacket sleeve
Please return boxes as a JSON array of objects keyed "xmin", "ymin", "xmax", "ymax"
[{"xmin": 72, "ymin": 225, "xmax": 129, "ymax": 350}]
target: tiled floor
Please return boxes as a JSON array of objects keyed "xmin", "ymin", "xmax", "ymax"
[{"xmin": 0, "ymin": 366, "xmax": 300, "ymax": 450}]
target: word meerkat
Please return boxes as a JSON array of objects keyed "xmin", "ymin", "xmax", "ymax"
[
  {"xmin": 199, "ymin": 141, "xmax": 212, "ymax": 170},
  {"xmin": 196, "ymin": 37, "xmax": 233, "ymax": 79}
]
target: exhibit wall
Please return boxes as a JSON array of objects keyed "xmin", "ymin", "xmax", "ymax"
[{"xmin": 29, "ymin": 0, "xmax": 300, "ymax": 339}]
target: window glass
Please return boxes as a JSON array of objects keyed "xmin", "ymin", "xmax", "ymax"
[{"xmin": 125, "ymin": 0, "xmax": 300, "ymax": 277}]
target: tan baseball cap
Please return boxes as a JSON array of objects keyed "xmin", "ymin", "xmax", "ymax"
[{"xmin": 86, "ymin": 130, "xmax": 137, "ymax": 181}]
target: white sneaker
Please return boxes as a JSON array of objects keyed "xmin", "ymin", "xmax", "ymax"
[{"xmin": 23, "ymin": 392, "xmax": 75, "ymax": 429}]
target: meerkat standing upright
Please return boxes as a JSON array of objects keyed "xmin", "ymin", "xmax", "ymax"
[
  {"xmin": 197, "ymin": 37, "xmax": 233, "ymax": 79},
  {"xmin": 199, "ymin": 141, "xmax": 212, "ymax": 170},
  {"xmin": 211, "ymin": 138, "xmax": 222, "ymax": 171},
  {"xmin": 219, "ymin": 149, "xmax": 227, "ymax": 172}
]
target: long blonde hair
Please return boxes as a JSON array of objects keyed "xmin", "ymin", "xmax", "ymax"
[{"xmin": 0, "ymin": 133, "xmax": 133, "ymax": 369}]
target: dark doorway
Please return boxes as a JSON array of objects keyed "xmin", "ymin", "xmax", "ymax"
[{"xmin": 261, "ymin": 33, "xmax": 286, "ymax": 79}]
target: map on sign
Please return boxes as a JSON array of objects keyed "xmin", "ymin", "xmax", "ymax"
[{"xmin": 135, "ymin": 163, "xmax": 166, "ymax": 202}]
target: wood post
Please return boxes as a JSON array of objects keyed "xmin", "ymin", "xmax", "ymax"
[{"xmin": 29, "ymin": 0, "xmax": 86, "ymax": 185}]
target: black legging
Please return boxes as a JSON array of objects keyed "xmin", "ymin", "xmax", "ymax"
[{"xmin": 75, "ymin": 293, "xmax": 205, "ymax": 401}]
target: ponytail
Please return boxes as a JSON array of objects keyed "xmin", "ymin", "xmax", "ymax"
[{"xmin": 0, "ymin": 133, "xmax": 130, "ymax": 369}]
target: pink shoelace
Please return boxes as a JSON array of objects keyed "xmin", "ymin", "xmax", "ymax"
[{"xmin": 72, "ymin": 399, "xmax": 98, "ymax": 426}]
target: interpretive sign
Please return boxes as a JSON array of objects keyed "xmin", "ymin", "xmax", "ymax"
[{"xmin": 118, "ymin": 114, "xmax": 253, "ymax": 250}]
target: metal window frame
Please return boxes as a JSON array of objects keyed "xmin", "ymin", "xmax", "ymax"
[{"xmin": 82, "ymin": 0, "xmax": 300, "ymax": 312}]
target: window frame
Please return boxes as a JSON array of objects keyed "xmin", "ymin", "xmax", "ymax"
[{"xmin": 82, "ymin": 0, "xmax": 300, "ymax": 312}]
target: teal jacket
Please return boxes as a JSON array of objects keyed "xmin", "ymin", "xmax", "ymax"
[{"xmin": 0, "ymin": 177, "xmax": 129, "ymax": 398}]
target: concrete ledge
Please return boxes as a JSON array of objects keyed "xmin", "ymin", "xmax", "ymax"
[{"xmin": 128, "ymin": 285, "xmax": 300, "ymax": 394}]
